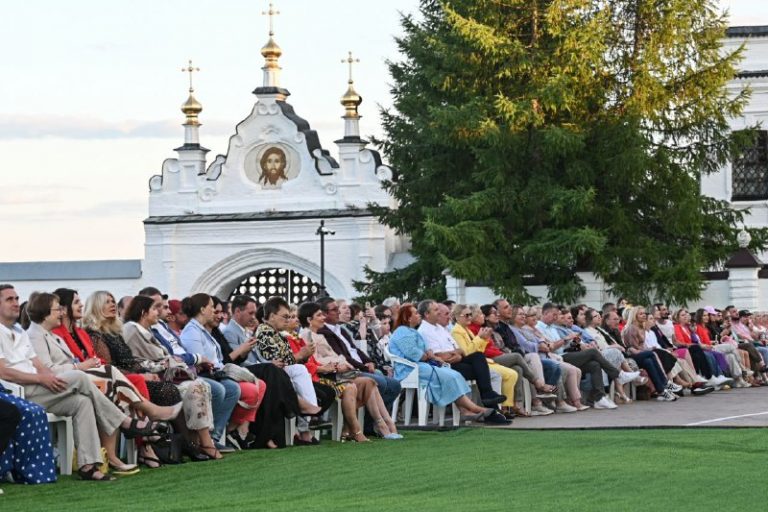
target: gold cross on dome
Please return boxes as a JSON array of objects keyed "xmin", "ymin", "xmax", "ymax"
[
  {"xmin": 341, "ymin": 51, "xmax": 360, "ymax": 84},
  {"xmin": 181, "ymin": 59, "xmax": 200, "ymax": 92},
  {"xmin": 262, "ymin": 2, "xmax": 280, "ymax": 36}
]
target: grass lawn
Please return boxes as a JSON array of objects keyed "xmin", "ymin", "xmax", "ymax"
[{"xmin": 2, "ymin": 427, "xmax": 765, "ymax": 511}]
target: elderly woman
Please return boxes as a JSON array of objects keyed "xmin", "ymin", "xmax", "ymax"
[
  {"xmin": 389, "ymin": 304, "xmax": 509, "ymax": 425},
  {"xmin": 297, "ymin": 302, "xmax": 402, "ymax": 440},
  {"xmin": 450, "ymin": 304, "xmax": 519, "ymax": 417},
  {"xmin": 84, "ymin": 291, "xmax": 216, "ymax": 463}
]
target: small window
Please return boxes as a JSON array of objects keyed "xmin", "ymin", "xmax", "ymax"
[{"xmin": 732, "ymin": 129, "xmax": 768, "ymax": 201}]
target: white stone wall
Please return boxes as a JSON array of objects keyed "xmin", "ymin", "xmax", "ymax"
[{"xmin": 142, "ymin": 215, "xmax": 391, "ymax": 300}]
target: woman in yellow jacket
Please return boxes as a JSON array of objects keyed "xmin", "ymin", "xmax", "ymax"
[{"xmin": 451, "ymin": 304, "xmax": 519, "ymax": 414}]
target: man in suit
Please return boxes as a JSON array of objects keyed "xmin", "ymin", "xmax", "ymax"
[{"xmin": 316, "ymin": 297, "xmax": 401, "ymax": 433}]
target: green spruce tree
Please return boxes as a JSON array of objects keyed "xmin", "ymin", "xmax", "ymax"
[{"xmin": 355, "ymin": 0, "xmax": 768, "ymax": 305}]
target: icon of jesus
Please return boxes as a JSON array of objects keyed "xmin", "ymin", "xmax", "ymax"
[{"xmin": 259, "ymin": 147, "xmax": 289, "ymax": 188}]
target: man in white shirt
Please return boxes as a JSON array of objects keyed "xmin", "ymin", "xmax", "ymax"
[
  {"xmin": 416, "ymin": 300, "xmax": 505, "ymax": 407},
  {"xmin": 0, "ymin": 284, "xmax": 156, "ymax": 480}
]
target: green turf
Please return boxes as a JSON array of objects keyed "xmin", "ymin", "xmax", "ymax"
[{"xmin": 1, "ymin": 428, "xmax": 765, "ymax": 511}]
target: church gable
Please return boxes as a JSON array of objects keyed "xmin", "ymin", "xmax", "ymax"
[{"xmin": 147, "ymin": 12, "xmax": 391, "ymax": 218}]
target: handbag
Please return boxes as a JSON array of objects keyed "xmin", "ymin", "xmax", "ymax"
[
  {"xmin": 151, "ymin": 433, "xmax": 185, "ymax": 464},
  {"xmin": 163, "ymin": 365, "xmax": 197, "ymax": 384},
  {"xmin": 337, "ymin": 370, "xmax": 361, "ymax": 381},
  {"xmin": 221, "ymin": 363, "xmax": 257, "ymax": 383}
]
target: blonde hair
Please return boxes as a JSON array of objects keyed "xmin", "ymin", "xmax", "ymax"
[
  {"xmin": 467, "ymin": 304, "xmax": 483, "ymax": 321},
  {"xmin": 451, "ymin": 303, "xmax": 469, "ymax": 322},
  {"xmin": 623, "ymin": 306, "xmax": 645, "ymax": 329},
  {"xmin": 82, "ymin": 290, "xmax": 123, "ymax": 335}
]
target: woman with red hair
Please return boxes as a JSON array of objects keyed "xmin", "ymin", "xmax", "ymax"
[{"xmin": 388, "ymin": 304, "xmax": 509, "ymax": 425}]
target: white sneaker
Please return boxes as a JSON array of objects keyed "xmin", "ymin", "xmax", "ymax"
[
  {"xmin": 665, "ymin": 381, "xmax": 683, "ymax": 393},
  {"xmin": 555, "ymin": 403, "xmax": 577, "ymax": 413},
  {"xmin": 633, "ymin": 375, "xmax": 648, "ymax": 386},
  {"xmin": 656, "ymin": 389, "xmax": 678, "ymax": 402},
  {"xmin": 716, "ymin": 376, "xmax": 734, "ymax": 387},
  {"xmin": 593, "ymin": 396, "xmax": 618, "ymax": 409},
  {"xmin": 617, "ymin": 371, "xmax": 640, "ymax": 385},
  {"xmin": 530, "ymin": 404, "xmax": 554, "ymax": 416}
]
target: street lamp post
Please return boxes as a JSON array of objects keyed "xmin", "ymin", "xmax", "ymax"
[{"xmin": 316, "ymin": 220, "xmax": 335, "ymax": 296}]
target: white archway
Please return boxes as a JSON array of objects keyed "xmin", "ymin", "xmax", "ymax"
[{"xmin": 190, "ymin": 247, "xmax": 347, "ymax": 299}]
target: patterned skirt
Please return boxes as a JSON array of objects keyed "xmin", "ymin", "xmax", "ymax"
[
  {"xmin": 84, "ymin": 364, "xmax": 145, "ymax": 414},
  {"xmin": 317, "ymin": 377, "xmax": 347, "ymax": 399}
]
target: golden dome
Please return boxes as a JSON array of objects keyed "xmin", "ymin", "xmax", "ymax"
[
  {"xmin": 341, "ymin": 83, "xmax": 362, "ymax": 118},
  {"xmin": 261, "ymin": 37, "xmax": 283, "ymax": 59},
  {"xmin": 181, "ymin": 93, "xmax": 202, "ymax": 125}
]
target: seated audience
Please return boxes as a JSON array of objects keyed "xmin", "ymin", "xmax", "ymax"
[
  {"xmin": 0, "ymin": 284, "xmax": 159, "ymax": 481},
  {"xmin": 85, "ymin": 291, "xmax": 215, "ymax": 463},
  {"xmin": 388, "ymin": 304, "xmax": 510, "ymax": 424},
  {"xmin": 297, "ymin": 302, "xmax": 402, "ymax": 440}
]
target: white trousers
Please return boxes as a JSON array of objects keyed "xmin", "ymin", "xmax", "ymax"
[{"xmin": 284, "ymin": 364, "xmax": 317, "ymax": 433}]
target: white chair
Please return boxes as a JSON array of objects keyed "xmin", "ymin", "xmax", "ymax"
[
  {"xmin": 328, "ymin": 400, "xmax": 366, "ymax": 441},
  {"xmin": 609, "ymin": 380, "xmax": 637, "ymax": 402},
  {"xmin": 384, "ymin": 347, "xmax": 429, "ymax": 426},
  {"xmin": 1, "ymin": 379, "xmax": 73, "ymax": 476}
]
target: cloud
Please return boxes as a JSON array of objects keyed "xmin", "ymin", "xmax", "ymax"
[{"xmin": 0, "ymin": 114, "xmax": 236, "ymax": 139}]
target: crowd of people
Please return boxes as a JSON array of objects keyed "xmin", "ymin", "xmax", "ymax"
[{"xmin": 2, "ymin": 283, "xmax": 767, "ymax": 487}]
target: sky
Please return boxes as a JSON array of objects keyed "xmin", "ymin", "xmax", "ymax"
[{"xmin": 1, "ymin": 0, "xmax": 767, "ymax": 263}]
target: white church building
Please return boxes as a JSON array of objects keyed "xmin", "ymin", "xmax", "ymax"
[{"xmin": 2, "ymin": 23, "xmax": 768, "ymax": 309}]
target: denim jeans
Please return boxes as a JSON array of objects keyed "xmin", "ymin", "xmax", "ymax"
[
  {"xmin": 540, "ymin": 357, "xmax": 562, "ymax": 386},
  {"xmin": 201, "ymin": 377, "xmax": 240, "ymax": 442}
]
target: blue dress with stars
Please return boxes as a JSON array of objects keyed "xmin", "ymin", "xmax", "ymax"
[{"xmin": 0, "ymin": 392, "xmax": 57, "ymax": 484}]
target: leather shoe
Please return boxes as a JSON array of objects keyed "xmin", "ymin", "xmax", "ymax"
[{"xmin": 481, "ymin": 394, "xmax": 507, "ymax": 407}]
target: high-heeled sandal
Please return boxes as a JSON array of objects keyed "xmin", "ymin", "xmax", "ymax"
[
  {"xmin": 137, "ymin": 455, "xmax": 162, "ymax": 469},
  {"xmin": 198, "ymin": 444, "xmax": 223, "ymax": 460},
  {"xmin": 341, "ymin": 431, "xmax": 370, "ymax": 443}
]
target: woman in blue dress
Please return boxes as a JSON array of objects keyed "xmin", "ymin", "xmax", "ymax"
[
  {"xmin": 0, "ymin": 391, "xmax": 57, "ymax": 485},
  {"xmin": 388, "ymin": 304, "xmax": 509, "ymax": 424}
]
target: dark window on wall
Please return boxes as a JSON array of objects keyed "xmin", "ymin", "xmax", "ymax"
[{"xmin": 732, "ymin": 129, "xmax": 768, "ymax": 201}]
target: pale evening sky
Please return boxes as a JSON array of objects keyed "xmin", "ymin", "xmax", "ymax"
[{"xmin": 0, "ymin": 0, "xmax": 766, "ymax": 263}]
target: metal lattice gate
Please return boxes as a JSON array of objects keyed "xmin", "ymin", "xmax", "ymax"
[{"xmin": 228, "ymin": 268, "xmax": 321, "ymax": 305}]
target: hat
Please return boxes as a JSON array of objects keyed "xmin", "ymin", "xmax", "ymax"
[
  {"xmin": 168, "ymin": 299, "xmax": 183, "ymax": 315},
  {"xmin": 703, "ymin": 306, "xmax": 718, "ymax": 315},
  {"xmin": 738, "ymin": 309, "xmax": 753, "ymax": 318}
]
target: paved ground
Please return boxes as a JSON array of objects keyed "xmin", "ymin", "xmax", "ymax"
[{"xmin": 500, "ymin": 385, "xmax": 768, "ymax": 429}]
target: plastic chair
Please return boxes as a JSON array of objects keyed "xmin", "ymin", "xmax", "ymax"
[
  {"xmin": 383, "ymin": 347, "xmax": 428, "ymax": 426},
  {"xmin": 1, "ymin": 378, "xmax": 73, "ymax": 475}
]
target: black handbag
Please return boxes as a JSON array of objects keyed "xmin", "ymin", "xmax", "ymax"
[{"xmin": 151, "ymin": 433, "xmax": 185, "ymax": 465}]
